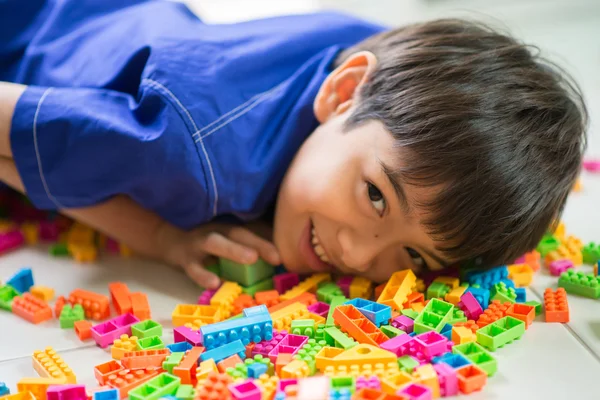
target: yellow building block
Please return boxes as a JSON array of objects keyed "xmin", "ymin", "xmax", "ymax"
[
  {"xmin": 445, "ymin": 286, "xmax": 468, "ymax": 305},
  {"xmin": 280, "ymin": 274, "xmax": 331, "ymax": 301},
  {"xmin": 21, "ymin": 222, "xmax": 39, "ymax": 245},
  {"xmin": 111, "ymin": 334, "xmax": 138, "ymax": 360},
  {"xmin": 280, "ymin": 359, "xmax": 311, "ymax": 379},
  {"xmin": 32, "ymin": 347, "xmax": 76, "ymax": 384},
  {"xmin": 67, "ymin": 244, "xmax": 98, "ymax": 263},
  {"xmin": 552, "ymin": 222, "xmax": 566, "ymax": 240},
  {"xmin": 196, "ymin": 359, "xmax": 218, "ymax": 383},
  {"xmin": 0, "ymin": 392, "xmax": 36, "ymax": 400},
  {"xmin": 381, "ymin": 371, "xmax": 415, "ymax": 394},
  {"xmin": 507, "ymin": 264, "xmax": 534, "ymax": 287},
  {"xmin": 66, "ymin": 224, "xmax": 95, "ymax": 246},
  {"xmin": 413, "ymin": 364, "xmax": 440, "ymax": 398},
  {"xmin": 30, "ymin": 286, "xmax": 55, "ymax": 302},
  {"xmin": 315, "ymin": 344, "xmax": 396, "ymax": 373},
  {"xmin": 545, "ymin": 244, "xmax": 582, "ymax": 266},
  {"xmin": 255, "ymin": 374, "xmax": 279, "ymax": 400},
  {"xmin": 452, "ymin": 326, "xmax": 477, "ymax": 345},
  {"xmin": 270, "ymin": 302, "xmax": 309, "ymax": 331},
  {"xmin": 377, "ymin": 270, "xmax": 417, "ymax": 310},
  {"xmin": 210, "ymin": 282, "xmax": 243, "ymax": 318},
  {"xmin": 414, "ymin": 279, "xmax": 425, "ymax": 293},
  {"xmin": 349, "ymin": 276, "xmax": 373, "ymax": 299},
  {"xmin": 184, "ymin": 320, "xmax": 206, "ymax": 330},
  {"xmin": 0, "ymin": 220, "xmax": 16, "ymax": 233},
  {"xmin": 172, "ymin": 304, "xmax": 222, "ymax": 327},
  {"xmin": 120, "ymin": 244, "xmax": 133, "ymax": 257},
  {"xmin": 433, "ymin": 277, "xmax": 459, "ymax": 290},
  {"xmin": 17, "ymin": 378, "xmax": 64, "ymax": 400},
  {"xmin": 410, "ymin": 302, "xmax": 425, "ymax": 313},
  {"xmin": 307, "ymin": 312, "xmax": 326, "ymax": 326}
]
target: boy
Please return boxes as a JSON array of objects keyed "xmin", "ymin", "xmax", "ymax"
[{"xmin": 0, "ymin": 1, "xmax": 587, "ymax": 289}]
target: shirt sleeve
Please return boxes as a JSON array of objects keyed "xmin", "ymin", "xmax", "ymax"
[{"xmin": 9, "ymin": 84, "xmax": 211, "ymax": 229}]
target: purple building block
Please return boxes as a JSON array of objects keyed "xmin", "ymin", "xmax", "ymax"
[
  {"xmin": 397, "ymin": 383, "xmax": 432, "ymax": 400},
  {"xmin": 273, "ymin": 273, "xmax": 300, "ymax": 294},
  {"xmin": 336, "ymin": 276, "xmax": 353, "ymax": 297},
  {"xmin": 38, "ymin": 221, "xmax": 60, "ymax": 241},
  {"xmin": 252, "ymin": 330, "xmax": 288, "ymax": 358},
  {"xmin": 391, "ymin": 315, "xmax": 414, "ymax": 333},
  {"xmin": 433, "ymin": 363, "xmax": 458, "ymax": 397},
  {"xmin": 457, "ymin": 292, "xmax": 483, "ymax": 321},
  {"xmin": 229, "ymin": 380, "xmax": 261, "ymax": 400},
  {"xmin": 47, "ymin": 385, "xmax": 87, "ymax": 400},
  {"xmin": 197, "ymin": 288, "xmax": 218, "ymax": 305},
  {"xmin": 549, "ymin": 259, "xmax": 574, "ymax": 276},
  {"xmin": 355, "ymin": 376, "xmax": 381, "ymax": 391},
  {"xmin": 173, "ymin": 326, "xmax": 202, "ymax": 346},
  {"xmin": 0, "ymin": 230, "xmax": 24, "ymax": 254},
  {"xmin": 307, "ymin": 302, "xmax": 330, "ymax": 317},
  {"xmin": 380, "ymin": 334, "xmax": 413, "ymax": 356},
  {"xmin": 267, "ymin": 334, "xmax": 309, "ymax": 362},
  {"xmin": 277, "ymin": 379, "xmax": 298, "ymax": 393},
  {"xmin": 414, "ymin": 332, "xmax": 448, "ymax": 359},
  {"xmin": 91, "ymin": 313, "xmax": 140, "ymax": 348}
]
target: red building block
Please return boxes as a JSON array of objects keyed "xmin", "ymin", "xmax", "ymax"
[
  {"xmin": 12, "ymin": 293, "xmax": 53, "ymax": 324},
  {"xmin": 68, "ymin": 289, "xmax": 110, "ymax": 321},
  {"xmin": 130, "ymin": 292, "xmax": 151, "ymax": 320},
  {"xmin": 544, "ymin": 288, "xmax": 569, "ymax": 323},
  {"xmin": 108, "ymin": 282, "xmax": 132, "ymax": 315}
]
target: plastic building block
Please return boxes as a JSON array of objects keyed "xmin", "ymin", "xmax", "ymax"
[
  {"xmin": 432, "ymin": 353, "xmax": 471, "ymax": 370},
  {"xmin": 476, "ymin": 300, "xmax": 512, "ymax": 328},
  {"xmin": 452, "ymin": 342, "xmax": 497, "ymax": 376},
  {"xmin": 30, "ymin": 286, "xmax": 54, "ymax": 302},
  {"xmin": 549, "ymin": 259, "xmax": 574, "ymax": 276},
  {"xmin": 558, "ymin": 270, "xmax": 600, "ymax": 298},
  {"xmin": 228, "ymin": 380, "xmax": 261, "ymax": 400},
  {"xmin": 196, "ymin": 372, "xmax": 233, "ymax": 400},
  {"xmin": 353, "ymin": 388, "xmax": 408, "ymax": 400},
  {"xmin": 271, "ymin": 302, "xmax": 311, "ymax": 331},
  {"xmin": 432, "ymin": 363, "xmax": 458, "ymax": 397},
  {"xmin": 92, "ymin": 388, "xmax": 119, "ymax": 400},
  {"xmin": 380, "ymin": 371, "xmax": 414, "ymax": 395},
  {"xmin": 376, "ymin": 270, "xmax": 416, "ymax": 310},
  {"xmin": 583, "ymin": 242, "xmax": 600, "ymax": 265},
  {"xmin": 217, "ymin": 354, "xmax": 243, "ymax": 374},
  {"xmin": 219, "ymin": 258, "xmax": 274, "ymax": 287},
  {"xmin": 537, "ymin": 235, "xmax": 560, "ymax": 257},
  {"xmin": 121, "ymin": 349, "xmax": 170, "ymax": 370},
  {"xmin": 21, "ymin": 222, "xmax": 39, "ymax": 245},
  {"xmin": 174, "ymin": 385, "xmax": 194, "ymax": 400},
  {"xmin": 344, "ymin": 299, "xmax": 392, "ymax": 327},
  {"xmin": 233, "ymin": 294, "xmax": 256, "ymax": 315},
  {"xmin": 381, "ymin": 325, "xmax": 404, "ymax": 338},
  {"xmin": 130, "ymin": 292, "xmax": 151, "ymax": 321},
  {"xmin": 515, "ymin": 288, "xmax": 526, "ymax": 303},
  {"xmin": 521, "ymin": 250, "xmax": 541, "ymax": 271},
  {"xmin": 255, "ymin": 290, "xmax": 280, "ymax": 308},
  {"xmin": 136, "ymin": 336, "xmax": 165, "ymax": 351},
  {"xmin": 523, "ymin": 300, "xmax": 542, "ymax": 315},
  {"xmin": 281, "ymin": 273, "xmax": 331, "ymax": 301},
  {"xmin": 280, "ymin": 359, "xmax": 311, "ymax": 379},
  {"xmin": 197, "ymin": 288, "xmax": 218, "ymax": 306},
  {"xmin": 12, "ymin": 293, "xmax": 53, "ymax": 324},
  {"xmin": 444, "ymin": 286, "xmax": 468, "ymax": 306},
  {"xmin": 410, "ymin": 302, "xmax": 425, "ymax": 313},
  {"xmin": 68, "ymin": 289, "xmax": 110, "ymax": 320},
  {"xmin": 291, "ymin": 319, "xmax": 316, "ymax": 338},
  {"xmin": 0, "ymin": 284, "xmax": 20, "ymax": 311},
  {"xmin": 17, "ymin": 378, "xmax": 64, "ymax": 400},
  {"xmin": 127, "ymin": 373, "xmax": 180, "ymax": 400},
  {"xmin": 6, "ymin": 267, "xmax": 32, "ymax": 294},
  {"xmin": 326, "ymin": 296, "xmax": 347, "ymax": 327},
  {"xmin": 173, "ymin": 327, "xmax": 201, "ymax": 347},
  {"xmin": 131, "ymin": 320, "xmax": 162, "ymax": 339},
  {"xmin": 355, "ymin": 376, "xmax": 381, "ymax": 391},
  {"xmin": 59, "ymin": 304, "xmax": 85, "ymax": 329},
  {"xmin": 269, "ymin": 292, "xmax": 317, "ymax": 313},
  {"xmin": 465, "ymin": 266, "xmax": 508, "ymax": 290},
  {"xmin": 426, "ymin": 282, "xmax": 450, "ymax": 300},
  {"xmin": 111, "ymin": 335, "xmax": 138, "ymax": 360},
  {"xmin": 476, "ymin": 316, "xmax": 525, "ymax": 351},
  {"xmin": 108, "ymin": 282, "xmax": 132, "ymax": 315},
  {"xmin": 54, "ymin": 296, "xmax": 67, "ymax": 317},
  {"xmin": 49, "ymin": 243, "xmax": 70, "ymax": 257},
  {"xmin": 490, "ymin": 282, "xmax": 516, "ymax": 303},
  {"xmin": 200, "ymin": 339, "xmax": 246, "ymax": 364},
  {"xmin": 105, "ymin": 367, "xmax": 161, "ymax": 399},
  {"xmin": 165, "ymin": 342, "xmax": 192, "ymax": 354},
  {"xmin": 506, "ymin": 264, "xmax": 534, "ymax": 287},
  {"xmin": 210, "ymin": 281, "xmax": 243, "ymax": 317},
  {"xmin": 74, "ymin": 320, "xmax": 92, "ymax": 341},
  {"xmin": 91, "ymin": 313, "xmax": 140, "ymax": 348},
  {"xmin": 172, "ymin": 304, "xmax": 222, "ymax": 327},
  {"xmin": 413, "ymin": 299, "xmax": 453, "ymax": 334},
  {"xmin": 412, "ymin": 364, "xmax": 439, "ymax": 398},
  {"xmin": 162, "ymin": 352, "xmax": 185, "ymax": 374},
  {"xmin": 544, "ymin": 288, "xmax": 570, "ymax": 323},
  {"xmin": 439, "ymin": 323, "xmax": 452, "ymax": 341},
  {"xmin": 456, "ymin": 365, "xmax": 487, "ymax": 394},
  {"xmin": 307, "ymin": 302, "xmax": 330, "ymax": 318},
  {"xmin": 273, "ymin": 273, "xmax": 300, "ymax": 294},
  {"xmin": 457, "ymin": 292, "xmax": 483, "ymax": 321},
  {"xmin": 266, "ymin": 333, "xmax": 309, "ymax": 363},
  {"xmin": 452, "ymin": 326, "xmax": 476, "ymax": 344},
  {"xmin": 275, "ymin": 353, "xmax": 294, "ymax": 377},
  {"xmin": 391, "ymin": 315, "xmax": 414, "ymax": 334},
  {"xmin": 402, "ymin": 292, "xmax": 425, "ymax": 310},
  {"xmin": 433, "ymin": 276, "xmax": 459, "ymax": 289},
  {"xmin": 32, "ymin": 347, "xmax": 76, "ymax": 384},
  {"xmin": 396, "ymin": 383, "xmax": 431, "ymax": 400},
  {"xmin": 317, "ymin": 283, "xmax": 345, "ymax": 304},
  {"xmin": 464, "ymin": 287, "xmax": 489, "ymax": 310},
  {"xmin": 196, "ymin": 359, "xmax": 218, "ymax": 382},
  {"xmin": 349, "ymin": 277, "xmax": 373, "ymax": 300},
  {"xmin": 201, "ymin": 305, "xmax": 273, "ymax": 349},
  {"xmin": 0, "ymin": 382, "xmax": 9, "ymax": 397},
  {"xmin": 333, "ymin": 304, "xmax": 389, "ymax": 346},
  {"xmin": 241, "ymin": 278, "xmax": 274, "ymax": 296},
  {"xmin": 324, "ymin": 327, "xmax": 357, "ymax": 350},
  {"xmin": 505, "ymin": 303, "xmax": 536, "ymax": 328},
  {"xmin": 315, "ymin": 344, "xmax": 397, "ymax": 376},
  {"xmin": 46, "ymin": 385, "xmax": 86, "ymax": 400}
]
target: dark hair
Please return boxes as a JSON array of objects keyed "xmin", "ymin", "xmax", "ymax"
[{"xmin": 336, "ymin": 18, "xmax": 588, "ymax": 268}]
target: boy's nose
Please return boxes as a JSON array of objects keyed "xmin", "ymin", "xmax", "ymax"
[{"xmin": 337, "ymin": 228, "xmax": 378, "ymax": 273}]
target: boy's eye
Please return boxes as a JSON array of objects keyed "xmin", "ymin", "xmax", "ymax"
[
  {"xmin": 406, "ymin": 247, "xmax": 428, "ymax": 269},
  {"xmin": 367, "ymin": 182, "xmax": 386, "ymax": 216}
]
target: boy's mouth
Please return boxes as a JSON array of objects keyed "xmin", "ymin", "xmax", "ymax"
[{"xmin": 299, "ymin": 219, "xmax": 333, "ymax": 272}]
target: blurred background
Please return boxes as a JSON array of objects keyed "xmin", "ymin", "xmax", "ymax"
[{"xmin": 183, "ymin": 0, "xmax": 599, "ymax": 154}]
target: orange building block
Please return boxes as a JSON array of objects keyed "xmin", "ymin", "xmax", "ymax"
[
  {"xmin": 544, "ymin": 288, "xmax": 569, "ymax": 323},
  {"xmin": 194, "ymin": 372, "xmax": 232, "ymax": 400},
  {"xmin": 453, "ymin": 320, "xmax": 479, "ymax": 334},
  {"xmin": 121, "ymin": 349, "xmax": 170, "ymax": 369},
  {"xmin": 111, "ymin": 335, "xmax": 139, "ymax": 360},
  {"xmin": 16, "ymin": 378, "xmax": 64, "ymax": 400},
  {"xmin": 353, "ymin": 388, "xmax": 408, "ymax": 400},
  {"xmin": 402, "ymin": 292, "xmax": 424, "ymax": 309},
  {"xmin": 506, "ymin": 303, "xmax": 536, "ymax": 329},
  {"xmin": 106, "ymin": 367, "xmax": 161, "ymax": 399},
  {"xmin": 74, "ymin": 320, "xmax": 93, "ymax": 341},
  {"xmin": 456, "ymin": 365, "xmax": 487, "ymax": 394},
  {"xmin": 332, "ymin": 304, "xmax": 389, "ymax": 346},
  {"xmin": 108, "ymin": 282, "xmax": 132, "ymax": 315},
  {"xmin": 68, "ymin": 289, "xmax": 110, "ymax": 321},
  {"xmin": 54, "ymin": 296, "xmax": 67, "ymax": 318},
  {"xmin": 130, "ymin": 292, "xmax": 151, "ymax": 320},
  {"xmin": 452, "ymin": 326, "xmax": 476, "ymax": 344},
  {"xmin": 174, "ymin": 347, "xmax": 205, "ymax": 385},
  {"xmin": 267, "ymin": 292, "xmax": 316, "ymax": 313},
  {"xmin": 275, "ymin": 353, "xmax": 294, "ymax": 378},
  {"xmin": 217, "ymin": 354, "xmax": 243, "ymax": 373},
  {"xmin": 374, "ymin": 283, "xmax": 386, "ymax": 300},
  {"xmin": 476, "ymin": 300, "xmax": 512, "ymax": 328},
  {"xmin": 255, "ymin": 290, "xmax": 280, "ymax": 307},
  {"xmin": 12, "ymin": 293, "xmax": 53, "ymax": 324},
  {"xmin": 232, "ymin": 294, "xmax": 255, "ymax": 315},
  {"xmin": 94, "ymin": 360, "xmax": 125, "ymax": 385}
]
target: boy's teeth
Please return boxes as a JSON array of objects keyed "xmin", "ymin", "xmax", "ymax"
[{"xmin": 310, "ymin": 226, "xmax": 330, "ymax": 264}]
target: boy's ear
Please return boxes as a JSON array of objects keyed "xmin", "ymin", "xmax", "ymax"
[{"xmin": 314, "ymin": 51, "xmax": 378, "ymax": 123}]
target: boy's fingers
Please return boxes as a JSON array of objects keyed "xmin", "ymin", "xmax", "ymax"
[
  {"xmin": 198, "ymin": 232, "xmax": 258, "ymax": 264},
  {"xmin": 184, "ymin": 262, "xmax": 221, "ymax": 289},
  {"xmin": 228, "ymin": 227, "xmax": 281, "ymax": 266}
]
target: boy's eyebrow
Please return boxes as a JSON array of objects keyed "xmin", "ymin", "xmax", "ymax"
[{"xmin": 379, "ymin": 160, "xmax": 411, "ymax": 215}]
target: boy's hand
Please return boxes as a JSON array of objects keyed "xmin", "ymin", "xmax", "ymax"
[{"xmin": 163, "ymin": 222, "xmax": 281, "ymax": 289}]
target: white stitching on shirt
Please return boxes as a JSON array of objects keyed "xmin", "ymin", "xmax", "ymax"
[
  {"xmin": 142, "ymin": 78, "xmax": 219, "ymax": 217},
  {"xmin": 33, "ymin": 87, "xmax": 65, "ymax": 208}
]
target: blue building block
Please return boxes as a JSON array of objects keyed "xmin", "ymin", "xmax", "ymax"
[
  {"xmin": 0, "ymin": 382, "xmax": 10, "ymax": 396},
  {"xmin": 329, "ymin": 389, "xmax": 352, "ymax": 400},
  {"xmin": 440, "ymin": 323, "xmax": 453, "ymax": 341},
  {"xmin": 500, "ymin": 278, "xmax": 515, "ymax": 289},
  {"xmin": 466, "ymin": 266, "xmax": 508, "ymax": 289},
  {"xmin": 409, "ymin": 331, "xmax": 417, "ymax": 337},
  {"xmin": 157, "ymin": 397, "xmax": 178, "ymax": 400},
  {"xmin": 200, "ymin": 339, "xmax": 246, "ymax": 363},
  {"xmin": 93, "ymin": 388, "xmax": 119, "ymax": 400},
  {"xmin": 344, "ymin": 298, "xmax": 391, "ymax": 327},
  {"xmin": 515, "ymin": 288, "xmax": 527, "ymax": 303},
  {"xmin": 465, "ymin": 287, "xmax": 490, "ymax": 309},
  {"xmin": 274, "ymin": 393, "xmax": 286, "ymax": 400},
  {"xmin": 200, "ymin": 305, "xmax": 272, "ymax": 349},
  {"xmin": 7, "ymin": 267, "xmax": 33, "ymax": 293},
  {"xmin": 166, "ymin": 341, "xmax": 193, "ymax": 353},
  {"xmin": 247, "ymin": 362, "xmax": 268, "ymax": 378},
  {"xmin": 432, "ymin": 353, "xmax": 471, "ymax": 369}
]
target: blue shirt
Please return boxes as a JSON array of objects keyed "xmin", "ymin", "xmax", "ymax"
[{"xmin": 3, "ymin": 0, "xmax": 385, "ymax": 229}]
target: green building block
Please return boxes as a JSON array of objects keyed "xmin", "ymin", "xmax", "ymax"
[
  {"xmin": 315, "ymin": 324, "xmax": 326, "ymax": 342},
  {"xmin": 447, "ymin": 307, "xmax": 467, "ymax": 325},
  {"xmin": 414, "ymin": 298, "xmax": 454, "ymax": 334},
  {"xmin": 452, "ymin": 342, "xmax": 498, "ymax": 376},
  {"xmin": 205, "ymin": 263, "xmax": 221, "ymax": 277},
  {"xmin": 0, "ymin": 284, "xmax": 20, "ymax": 311},
  {"xmin": 582, "ymin": 243, "xmax": 600, "ymax": 265},
  {"xmin": 295, "ymin": 339, "xmax": 327, "ymax": 375},
  {"xmin": 558, "ymin": 270, "xmax": 600, "ymax": 298},
  {"xmin": 324, "ymin": 326, "xmax": 357, "ymax": 350},
  {"xmin": 241, "ymin": 277, "xmax": 274, "ymax": 296},
  {"xmin": 331, "ymin": 376, "xmax": 355, "ymax": 393},
  {"xmin": 326, "ymin": 296, "xmax": 347, "ymax": 327},
  {"xmin": 476, "ymin": 316, "xmax": 525, "ymax": 351},
  {"xmin": 426, "ymin": 282, "xmax": 450, "ymax": 300},
  {"xmin": 381, "ymin": 325, "xmax": 404, "ymax": 338},
  {"xmin": 249, "ymin": 354, "xmax": 274, "ymax": 376},
  {"xmin": 128, "ymin": 373, "xmax": 180, "ymax": 400},
  {"xmin": 401, "ymin": 309, "xmax": 418, "ymax": 319},
  {"xmin": 226, "ymin": 363, "xmax": 248, "ymax": 380},
  {"xmin": 522, "ymin": 300, "xmax": 542, "ymax": 315},
  {"xmin": 49, "ymin": 243, "xmax": 70, "ymax": 257},
  {"xmin": 162, "ymin": 352, "xmax": 185, "ymax": 374},
  {"xmin": 136, "ymin": 335, "xmax": 165, "ymax": 351},
  {"xmin": 59, "ymin": 304, "xmax": 85, "ymax": 329},
  {"xmin": 490, "ymin": 282, "xmax": 517, "ymax": 303},
  {"xmin": 397, "ymin": 355, "xmax": 420, "ymax": 373},
  {"xmin": 536, "ymin": 235, "xmax": 561, "ymax": 257},
  {"xmin": 291, "ymin": 319, "xmax": 315, "ymax": 338},
  {"xmin": 219, "ymin": 258, "xmax": 274, "ymax": 286},
  {"xmin": 317, "ymin": 283, "xmax": 344, "ymax": 304},
  {"xmin": 132, "ymin": 320, "xmax": 163, "ymax": 339},
  {"xmin": 174, "ymin": 385, "xmax": 195, "ymax": 400}
]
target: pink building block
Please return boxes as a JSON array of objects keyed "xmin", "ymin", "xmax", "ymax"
[
  {"xmin": 336, "ymin": 276, "xmax": 353, "ymax": 297},
  {"xmin": 273, "ymin": 273, "xmax": 300, "ymax": 294},
  {"xmin": 47, "ymin": 385, "xmax": 87, "ymax": 400},
  {"xmin": 457, "ymin": 292, "xmax": 483, "ymax": 321},
  {"xmin": 355, "ymin": 376, "xmax": 381, "ymax": 391},
  {"xmin": 514, "ymin": 255, "xmax": 525, "ymax": 264},
  {"xmin": 197, "ymin": 288, "xmax": 218, "ymax": 305},
  {"xmin": 433, "ymin": 362, "xmax": 458, "ymax": 397},
  {"xmin": 391, "ymin": 315, "xmax": 414, "ymax": 333},
  {"xmin": 38, "ymin": 221, "xmax": 60, "ymax": 241},
  {"xmin": 549, "ymin": 259, "xmax": 574, "ymax": 276},
  {"xmin": 397, "ymin": 383, "xmax": 432, "ymax": 400},
  {"xmin": 0, "ymin": 230, "xmax": 24, "ymax": 254},
  {"xmin": 583, "ymin": 160, "xmax": 600, "ymax": 172},
  {"xmin": 173, "ymin": 326, "xmax": 203, "ymax": 346},
  {"xmin": 267, "ymin": 333, "xmax": 309, "ymax": 362},
  {"xmin": 252, "ymin": 330, "xmax": 287, "ymax": 358},
  {"xmin": 380, "ymin": 334, "xmax": 413, "ymax": 356},
  {"xmin": 91, "ymin": 313, "xmax": 140, "ymax": 348},
  {"xmin": 277, "ymin": 379, "xmax": 298, "ymax": 393},
  {"xmin": 228, "ymin": 380, "xmax": 261, "ymax": 400},
  {"xmin": 307, "ymin": 302, "xmax": 330, "ymax": 317},
  {"xmin": 414, "ymin": 332, "xmax": 448, "ymax": 359},
  {"xmin": 105, "ymin": 238, "xmax": 120, "ymax": 254}
]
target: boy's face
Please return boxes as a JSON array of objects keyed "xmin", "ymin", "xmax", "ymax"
[{"xmin": 274, "ymin": 110, "xmax": 448, "ymax": 282}]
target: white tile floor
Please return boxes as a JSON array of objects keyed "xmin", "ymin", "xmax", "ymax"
[{"xmin": 2, "ymin": 0, "xmax": 600, "ymax": 399}]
